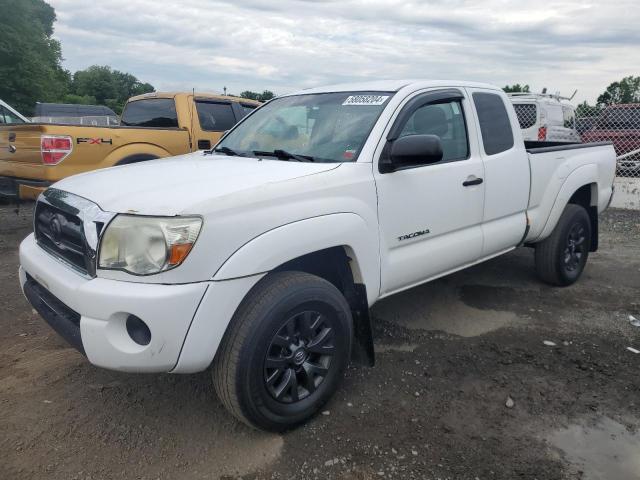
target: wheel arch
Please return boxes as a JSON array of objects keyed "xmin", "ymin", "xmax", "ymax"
[
  {"xmin": 212, "ymin": 214, "xmax": 380, "ymax": 367},
  {"xmin": 102, "ymin": 143, "xmax": 172, "ymax": 167},
  {"xmin": 535, "ymin": 164, "xmax": 600, "ymax": 249},
  {"xmin": 212, "ymin": 213, "xmax": 380, "ymax": 299},
  {"xmin": 568, "ymin": 183, "xmax": 599, "ymax": 252}
]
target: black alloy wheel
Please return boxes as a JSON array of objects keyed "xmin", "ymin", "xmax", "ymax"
[{"xmin": 264, "ymin": 310, "xmax": 335, "ymax": 403}]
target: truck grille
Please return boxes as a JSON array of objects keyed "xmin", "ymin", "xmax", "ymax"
[
  {"xmin": 33, "ymin": 188, "xmax": 114, "ymax": 277},
  {"xmin": 35, "ymin": 200, "xmax": 91, "ymax": 275}
]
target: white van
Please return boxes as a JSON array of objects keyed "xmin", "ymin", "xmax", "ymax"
[{"xmin": 508, "ymin": 93, "xmax": 580, "ymax": 143}]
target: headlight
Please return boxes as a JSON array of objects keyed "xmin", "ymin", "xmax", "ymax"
[{"xmin": 98, "ymin": 215, "xmax": 202, "ymax": 275}]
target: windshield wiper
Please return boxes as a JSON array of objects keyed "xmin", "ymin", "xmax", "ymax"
[
  {"xmin": 253, "ymin": 149, "xmax": 316, "ymax": 162},
  {"xmin": 211, "ymin": 146, "xmax": 241, "ymax": 156}
]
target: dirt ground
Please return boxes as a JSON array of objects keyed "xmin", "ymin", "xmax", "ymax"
[{"xmin": 1, "ymin": 201, "xmax": 639, "ymax": 480}]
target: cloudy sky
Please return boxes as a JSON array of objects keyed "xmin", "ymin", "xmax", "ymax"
[{"xmin": 48, "ymin": 0, "xmax": 639, "ymax": 104}]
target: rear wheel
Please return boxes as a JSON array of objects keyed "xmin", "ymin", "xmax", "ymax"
[
  {"xmin": 213, "ymin": 271, "xmax": 353, "ymax": 431},
  {"xmin": 535, "ymin": 204, "xmax": 591, "ymax": 286}
]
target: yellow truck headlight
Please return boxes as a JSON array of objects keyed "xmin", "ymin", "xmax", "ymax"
[{"xmin": 98, "ymin": 215, "xmax": 202, "ymax": 275}]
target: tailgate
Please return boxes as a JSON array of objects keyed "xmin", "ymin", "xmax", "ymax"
[{"xmin": 0, "ymin": 125, "xmax": 44, "ymax": 166}]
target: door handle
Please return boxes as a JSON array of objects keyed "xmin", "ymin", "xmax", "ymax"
[{"xmin": 463, "ymin": 176, "xmax": 483, "ymax": 187}]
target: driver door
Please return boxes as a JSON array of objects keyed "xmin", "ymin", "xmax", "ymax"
[{"xmin": 374, "ymin": 89, "xmax": 485, "ymax": 295}]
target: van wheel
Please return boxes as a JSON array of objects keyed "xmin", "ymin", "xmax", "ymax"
[
  {"xmin": 535, "ymin": 204, "xmax": 591, "ymax": 286},
  {"xmin": 213, "ymin": 271, "xmax": 353, "ymax": 431}
]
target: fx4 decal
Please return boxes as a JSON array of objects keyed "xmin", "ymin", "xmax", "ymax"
[
  {"xmin": 398, "ymin": 229, "xmax": 430, "ymax": 242},
  {"xmin": 77, "ymin": 137, "xmax": 112, "ymax": 145}
]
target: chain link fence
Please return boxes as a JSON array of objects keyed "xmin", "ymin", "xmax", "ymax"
[{"xmin": 509, "ymin": 94, "xmax": 640, "ymax": 178}]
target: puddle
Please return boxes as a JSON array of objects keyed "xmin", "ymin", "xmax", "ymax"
[
  {"xmin": 373, "ymin": 281, "xmax": 519, "ymax": 337},
  {"xmin": 548, "ymin": 417, "xmax": 640, "ymax": 480}
]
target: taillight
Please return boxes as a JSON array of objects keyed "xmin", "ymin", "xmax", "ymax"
[
  {"xmin": 41, "ymin": 135, "xmax": 73, "ymax": 165},
  {"xmin": 537, "ymin": 127, "xmax": 547, "ymax": 141}
]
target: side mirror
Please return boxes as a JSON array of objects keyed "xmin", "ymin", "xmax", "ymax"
[{"xmin": 382, "ymin": 134, "xmax": 443, "ymax": 172}]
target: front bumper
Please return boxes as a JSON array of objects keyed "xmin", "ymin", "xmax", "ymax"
[
  {"xmin": 0, "ymin": 176, "xmax": 49, "ymax": 199},
  {"xmin": 19, "ymin": 234, "xmax": 210, "ymax": 372}
]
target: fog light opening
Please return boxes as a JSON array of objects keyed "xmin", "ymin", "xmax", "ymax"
[{"xmin": 126, "ymin": 315, "xmax": 151, "ymax": 346}]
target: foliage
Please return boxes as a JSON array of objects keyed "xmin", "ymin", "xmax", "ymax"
[
  {"xmin": 503, "ymin": 84, "xmax": 530, "ymax": 93},
  {"xmin": 575, "ymin": 101, "xmax": 600, "ymax": 118},
  {"xmin": 0, "ymin": 0, "xmax": 71, "ymax": 115},
  {"xmin": 596, "ymin": 76, "xmax": 640, "ymax": 106},
  {"xmin": 70, "ymin": 65, "xmax": 154, "ymax": 114},
  {"xmin": 240, "ymin": 90, "xmax": 275, "ymax": 102}
]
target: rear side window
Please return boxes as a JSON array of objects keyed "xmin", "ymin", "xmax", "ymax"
[
  {"xmin": 240, "ymin": 104, "xmax": 257, "ymax": 117},
  {"xmin": 196, "ymin": 101, "xmax": 236, "ymax": 131},
  {"xmin": 473, "ymin": 92, "xmax": 514, "ymax": 155},
  {"xmin": 513, "ymin": 103, "xmax": 537, "ymax": 129},
  {"xmin": 120, "ymin": 99, "xmax": 178, "ymax": 128}
]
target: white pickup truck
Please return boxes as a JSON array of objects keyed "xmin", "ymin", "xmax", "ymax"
[{"xmin": 19, "ymin": 80, "xmax": 616, "ymax": 431}]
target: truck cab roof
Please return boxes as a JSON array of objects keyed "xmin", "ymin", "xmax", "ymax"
[
  {"xmin": 127, "ymin": 91, "xmax": 262, "ymax": 105},
  {"xmin": 287, "ymin": 79, "xmax": 503, "ymax": 96}
]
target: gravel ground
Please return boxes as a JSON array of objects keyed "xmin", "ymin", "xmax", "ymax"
[{"xmin": 1, "ymin": 201, "xmax": 639, "ymax": 480}]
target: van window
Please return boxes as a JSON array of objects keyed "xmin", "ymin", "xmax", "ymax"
[
  {"xmin": 513, "ymin": 104, "xmax": 537, "ymax": 129},
  {"xmin": 398, "ymin": 100, "xmax": 469, "ymax": 162},
  {"xmin": 562, "ymin": 106, "xmax": 576, "ymax": 129},
  {"xmin": 120, "ymin": 99, "xmax": 178, "ymax": 128},
  {"xmin": 472, "ymin": 92, "xmax": 514, "ymax": 155},
  {"xmin": 195, "ymin": 101, "xmax": 236, "ymax": 131}
]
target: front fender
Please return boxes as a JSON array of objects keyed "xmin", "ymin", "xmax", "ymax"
[{"xmin": 212, "ymin": 213, "xmax": 381, "ymax": 303}]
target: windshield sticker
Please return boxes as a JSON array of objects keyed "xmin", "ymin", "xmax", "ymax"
[{"xmin": 342, "ymin": 95, "xmax": 389, "ymax": 106}]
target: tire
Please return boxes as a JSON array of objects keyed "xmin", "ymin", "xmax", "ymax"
[
  {"xmin": 212, "ymin": 271, "xmax": 353, "ymax": 431},
  {"xmin": 535, "ymin": 204, "xmax": 592, "ymax": 286}
]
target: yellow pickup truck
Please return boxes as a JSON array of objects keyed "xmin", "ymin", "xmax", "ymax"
[{"xmin": 0, "ymin": 92, "xmax": 261, "ymax": 199}]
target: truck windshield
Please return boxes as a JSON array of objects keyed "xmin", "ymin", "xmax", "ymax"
[{"xmin": 215, "ymin": 91, "xmax": 393, "ymax": 162}]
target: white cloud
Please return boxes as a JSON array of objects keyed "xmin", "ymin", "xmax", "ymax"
[{"xmin": 48, "ymin": 0, "xmax": 640, "ymax": 103}]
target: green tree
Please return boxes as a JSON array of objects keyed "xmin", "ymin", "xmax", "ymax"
[
  {"xmin": 258, "ymin": 90, "xmax": 275, "ymax": 101},
  {"xmin": 575, "ymin": 101, "xmax": 599, "ymax": 118},
  {"xmin": 240, "ymin": 90, "xmax": 275, "ymax": 102},
  {"xmin": 596, "ymin": 76, "xmax": 640, "ymax": 106},
  {"xmin": 0, "ymin": 0, "xmax": 70, "ymax": 115},
  {"xmin": 503, "ymin": 84, "xmax": 530, "ymax": 94},
  {"xmin": 70, "ymin": 65, "xmax": 154, "ymax": 114},
  {"xmin": 240, "ymin": 90, "xmax": 260, "ymax": 100}
]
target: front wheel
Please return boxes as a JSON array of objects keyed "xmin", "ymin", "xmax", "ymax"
[
  {"xmin": 213, "ymin": 271, "xmax": 353, "ymax": 431},
  {"xmin": 535, "ymin": 204, "xmax": 592, "ymax": 286}
]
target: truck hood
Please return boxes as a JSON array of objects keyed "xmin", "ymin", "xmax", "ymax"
[{"xmin": 52, "ymin": 152, "xmax": 341, "ymax": 215}]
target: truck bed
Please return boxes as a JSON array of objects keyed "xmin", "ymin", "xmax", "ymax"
[
  {"xmin": 0, "ymin": 123, "xmax": 190, "ymax": 198},
  {"xmin": 525, "ymin": 141, "xmax": 616, "ymax": 242}
]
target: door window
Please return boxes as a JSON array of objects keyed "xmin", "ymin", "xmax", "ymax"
[
  {"xmin": 397, "ymin": 100, "xmax": 469, "ymax": 162},
  {"xmin": 472, "ymin": 92, "xmax": 514, "ymax": 155},
  {"xmin": 195, "ymin": 101, "xmax": 236, "ymax": 131}
]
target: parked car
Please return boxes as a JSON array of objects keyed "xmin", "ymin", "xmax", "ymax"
[
  {"xmin": 0, "ymin": 99, "xmax": 30, "ymax": 124},
  {"xmin": 19, "ymin": 80, "xmax": 616, "ymax": 431},
  {"xmin": 508, "ymin": 92, "xmax": 580, "ymax": 142},
  {"xmin": 0, "ymin": 92, "xmax": 261, "ymax": 199},
  {"xmin": 581, "ymin": 104, "xmax": 640, "ymax": 176},
  {"xmin": 32, "ymin": 102, "xmax": 119, "ymax": 126}
]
